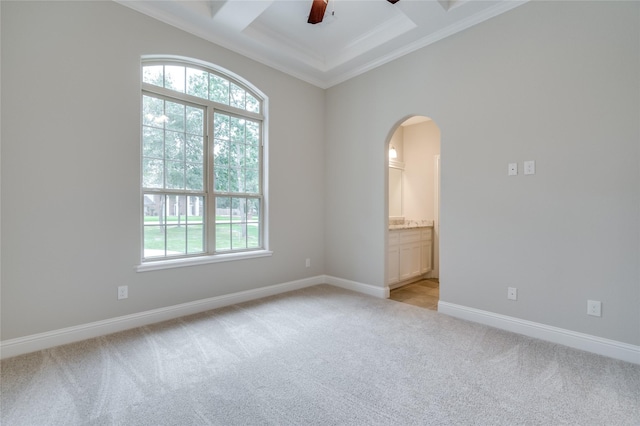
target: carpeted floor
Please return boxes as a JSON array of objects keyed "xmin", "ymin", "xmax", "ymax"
[{"xmin": 1, "ymin": 284, "xmax": 639, "ymax": 425}]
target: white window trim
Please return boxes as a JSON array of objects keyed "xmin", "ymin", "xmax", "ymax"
[
  {"xmin": 136, "ymin": 249, "xmax": 273, "ymax": 272},
  {"xmin": 137, "ymin": 56, "xmax": 270, "ymax": 271}
]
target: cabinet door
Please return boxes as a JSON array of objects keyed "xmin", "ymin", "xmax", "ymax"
[
  {"xmin": 421, "ymin": 228, "xmax": 433, "ymax": 274},
  {"xmin": 398, "ymin": 244, "xmax": 412, "ymax": 281},
  {"xmin": 400, "ymin": 242, "xmax": 422, "ymax": 281},
  {"xmin": 409, "ymin": 242, "xmax": 422, "ymax": 277},
  {"xmin": 421, "ymin": 240, "xmax": 432, "ymax": 274},
  {"xmin": 388, "ymin": 246, "xmax": 400, "ymax": 285}
]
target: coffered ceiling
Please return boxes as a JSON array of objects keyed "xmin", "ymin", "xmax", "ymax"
[{"xmin": 117, "ymin": 0, "xmax": 527, "ymax": 88}]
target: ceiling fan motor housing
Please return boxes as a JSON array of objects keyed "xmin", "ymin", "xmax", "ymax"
[{"xmin": 308, "ymin": 0, "xmax": 399, "ymax": 25}]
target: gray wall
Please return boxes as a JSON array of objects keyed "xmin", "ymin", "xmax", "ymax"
[
  {"xmin": 325, "ymin": 1, "xmax": 639, "ymax": 345},
  {"xmin": 2, "ymin": 1, "xmax": 639, "ymax": 348},
  {"xmin": 1, "ymin": 1, "xmax": 325, "ymax": 340}
]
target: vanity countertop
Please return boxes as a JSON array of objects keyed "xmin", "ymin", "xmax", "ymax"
[{"xmin": 389, "ymin": 220, "xmax": 434, "ymax": 230}]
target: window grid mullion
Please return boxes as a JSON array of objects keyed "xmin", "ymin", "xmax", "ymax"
[
  {"xmin": 142, "ymin": 83, "xmax": 263, "ymax": 122},
  {"xmin": 207, "ymin": 107, "xmax": 216, "ymax": 255},
  {"xmin": 163, "ymin": 194, "xmax": 169, "ymax": 257}
]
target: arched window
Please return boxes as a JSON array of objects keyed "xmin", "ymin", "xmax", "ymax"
[{"xmin": 139, "ymin": 57, "xmax": 269, "ymax": 269}]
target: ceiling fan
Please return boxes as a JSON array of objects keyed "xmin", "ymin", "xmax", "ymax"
[{"xmin": 307, "ymin": 0, "xmax": 400, "ymax": 25}]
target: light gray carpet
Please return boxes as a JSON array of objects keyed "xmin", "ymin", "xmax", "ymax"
[{"xmin": 2, "ymin": 284, "xmax": 639, "ymax": 425}]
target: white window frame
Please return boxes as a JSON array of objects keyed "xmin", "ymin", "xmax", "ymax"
[{"xmin": 137, "ymin": 56, "xmax": 271, "ymax": 272}]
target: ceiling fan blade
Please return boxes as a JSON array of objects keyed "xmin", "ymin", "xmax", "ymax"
[{"xmin": 308, "ymin": 0, "xmax": 328, "ymax": 24}]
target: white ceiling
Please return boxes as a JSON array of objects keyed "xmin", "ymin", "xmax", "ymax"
[{"xmin": 117, "ymin": 0, "xmax": 527, "ymax": 89}]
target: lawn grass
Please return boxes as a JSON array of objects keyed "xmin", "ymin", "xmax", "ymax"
[{"xmin": 144, "ymin": 219, "xmax": 259, "ymax": 256}]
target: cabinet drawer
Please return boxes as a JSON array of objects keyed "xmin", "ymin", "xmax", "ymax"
[
  {"xmin": 399, "ymin": 230, "xmax": 421, "ymax": 244},
  {"xmin": 389, "ymin": 231, "xmax": 400, "ymax": 246},
  {"xmin": 421, "ymin": 228, "xmax": 433, "ymax": 241}
]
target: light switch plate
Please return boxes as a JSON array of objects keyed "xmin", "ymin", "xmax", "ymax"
[
  {"xmin": 508, "ymin": 163, "xmax": 518, "ymax": 176},
  {"xmin": 524, "ymin": 160, "xmax": 535, "ymax": 175}
]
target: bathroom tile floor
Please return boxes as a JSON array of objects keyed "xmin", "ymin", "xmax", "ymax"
[{"xmin": 389, "ymin": 278, "xmax": 439, "ymax": 310}]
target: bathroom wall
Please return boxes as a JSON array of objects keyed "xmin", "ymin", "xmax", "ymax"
[{"xmin": 403, "ymin": 121, "xmax": 441, "ymax": 222}]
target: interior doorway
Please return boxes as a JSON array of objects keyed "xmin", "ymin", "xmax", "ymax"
[{"xmin": 386, "ymin": 116, "xmax": 440, "ymax": 310}]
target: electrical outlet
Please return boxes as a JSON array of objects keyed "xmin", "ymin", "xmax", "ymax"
[
  {"xmin": 587, "ymin": 300, "xmax": 601, "ymax": 317},
  {"xmin": 507, "ymin": 287, "xmax": 517, "ymax": 300},
  {"xmin": 118, "ymin": 285, "xmax": 128, "ymax": 300},
  {"xmin": 305, "ymin": 258, "xmax": 311, "ymax": 268}
]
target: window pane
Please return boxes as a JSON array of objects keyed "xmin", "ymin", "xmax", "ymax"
[
  {"xmin": 143, "ymin": 65, "xmax": 164, "ymax": 87},
  {"xmin": 247, "ymin": 198, "xmax": 260, "ymax": 248},
  {"xmin": 246, "ymin": 143, "xmax": 259, "ymax": 166},
  {"xmin": 166, "ymin": 160, "xmax": 185, "ymax": 189},
  {"xmin": 166, "ymin": 227, "xmax": 186, "ymax": 255},
  {"xmin": 231, "ymin": 198, "xmax": 247, "ymax": 249},
  {"xmin": 216, "ymin": 224, "xmax": 231, "ymax": 251},
  {"xmin": 186, "ymin": 67, "xmax": 208, "ymax": 99},
  {"xmin": 144, "ymin": 193, "xmax": 166, "ymax": 257},
  {"xmin": 187, "ymin": 196, "xmax": 204, "ymax": 221},
  {"xmin": 144, "ymin": 225, "xmax": 165, "ymax": 258},
  {"xmin": 214, "ymin": 167, "xmax": 229, "ymax": 192},
  {"xmin": 230, "ymin": 83, "xmax": 245, "ymax": 109},
  {"xmin": 228, "ymin": 168, "xmax": 241, "ymax": 192},
  {"xmin": 165, "ymin": 101, "xmax": 185, "ymax": 132},
  {"xmin": 214, "ymin": 113, "xmax": 229, "ymax": 140},
  {"xmin": 210, "ymin": 74, "xmax": 229, "ymax": 104},
  {"xmin": 232, "ymin": 223, "xmax": 247, "ymax": 250},
  {"xmin": 214, "ymin": 139, "xmax": 229, "ymax": 166},
  {"xmin": 245, "ymin": 168, "xmax": 259, "ymax": 194},
  {"xmin": 187, "ymin": 224, "xmax": 204, "ymax": 253},
  {"xmin": 143, "ymin": 96, "xmax": 166, "ymax": 128},
  {"xmin": 186, "ymin": 106, "xmax": 203, "ymax": 136},
  {"xmin": 246, "ymin": 93, "xmax": 260, "ymax": 113},
  {"xmin": 143, "ymin": 158, "xmax": 164, "ymax": 188},
  {"xmin": 164, "ymin": 195, "xmax": 187, "ymax": 254},
  {"xmin": 186, "ymin": 162, "xmax": 203, "ymax": 191},
  {"xmin": 178, "ymin": 196, "xmax": 204, "ymax": 254},
  {"xmin": 165, "ymin": 65, "xmax": 185, "ymax": 93},
  {"xmin": 216, "ymin": 196, "xmax": 231, "ymax": 216},
  {"xmin": 186, "ymin": 195, "xmax": 204, "ymax": 254},
  {"xmin": 230, "ymin": 117, "xmax": 245, "ymax": 142},
  {"xmin": 214, "ymin": 113, "xmax": 232, "ymax": 193},
  {"xmin": 143, "ymin": 127, "xmax": 164, "ymax": 158},
  {"xmin": 186, "ymin": 134, "xmax": 203, "ymax": 163},
  {"xmin": 215, "ymin": 197, "xmax": 232, "ymax": 251},
  {"xmin": 246, "ymin": 121, "xmax": 260, "ymax": 145},
  {"xmin": 231, "ymin": 142, "xmax": 244, "ymax": 168},
  {"xmin": 165, "ymin": 131, "xmax": 185, "ymax": 162}
]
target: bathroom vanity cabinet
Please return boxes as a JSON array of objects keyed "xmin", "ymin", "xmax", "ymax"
[{"xmin": 388, "ymin": 227, "xmax": 433, "ymax": 288}]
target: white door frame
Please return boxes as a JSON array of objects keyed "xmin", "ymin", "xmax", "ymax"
[{"xmin": 432, "ymin": 154, "xmax": 440, "ymax": 278}]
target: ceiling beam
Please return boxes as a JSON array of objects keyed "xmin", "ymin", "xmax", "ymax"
[{"xmin": 212, "ymin": 0, "xmax": 274, "ymax": 31}]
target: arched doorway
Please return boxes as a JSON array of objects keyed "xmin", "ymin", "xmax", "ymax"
[{"xmin": 386, "ymin": 115, "xmax": 441, "ymax": 309}]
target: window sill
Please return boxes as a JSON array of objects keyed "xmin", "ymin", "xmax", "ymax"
[{"xmin": 136, "ymin": 250, "xmax": 273, "ymax": 272}]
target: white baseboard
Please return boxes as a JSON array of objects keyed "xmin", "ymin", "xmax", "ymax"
[
  {"xmin": 323, "ymin": 275, "xmax": 389, "ymax": 299},
  {"xmin": 438, "ymin": 301, "xmax": 640, "ymax": 365},
  {"xmin": 10, "ymin": 278, "xmax": 632, "ymax": 365},
  {"xmin": 1, "ymin": 276, "xmax": 325, "ymax": 360}
]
